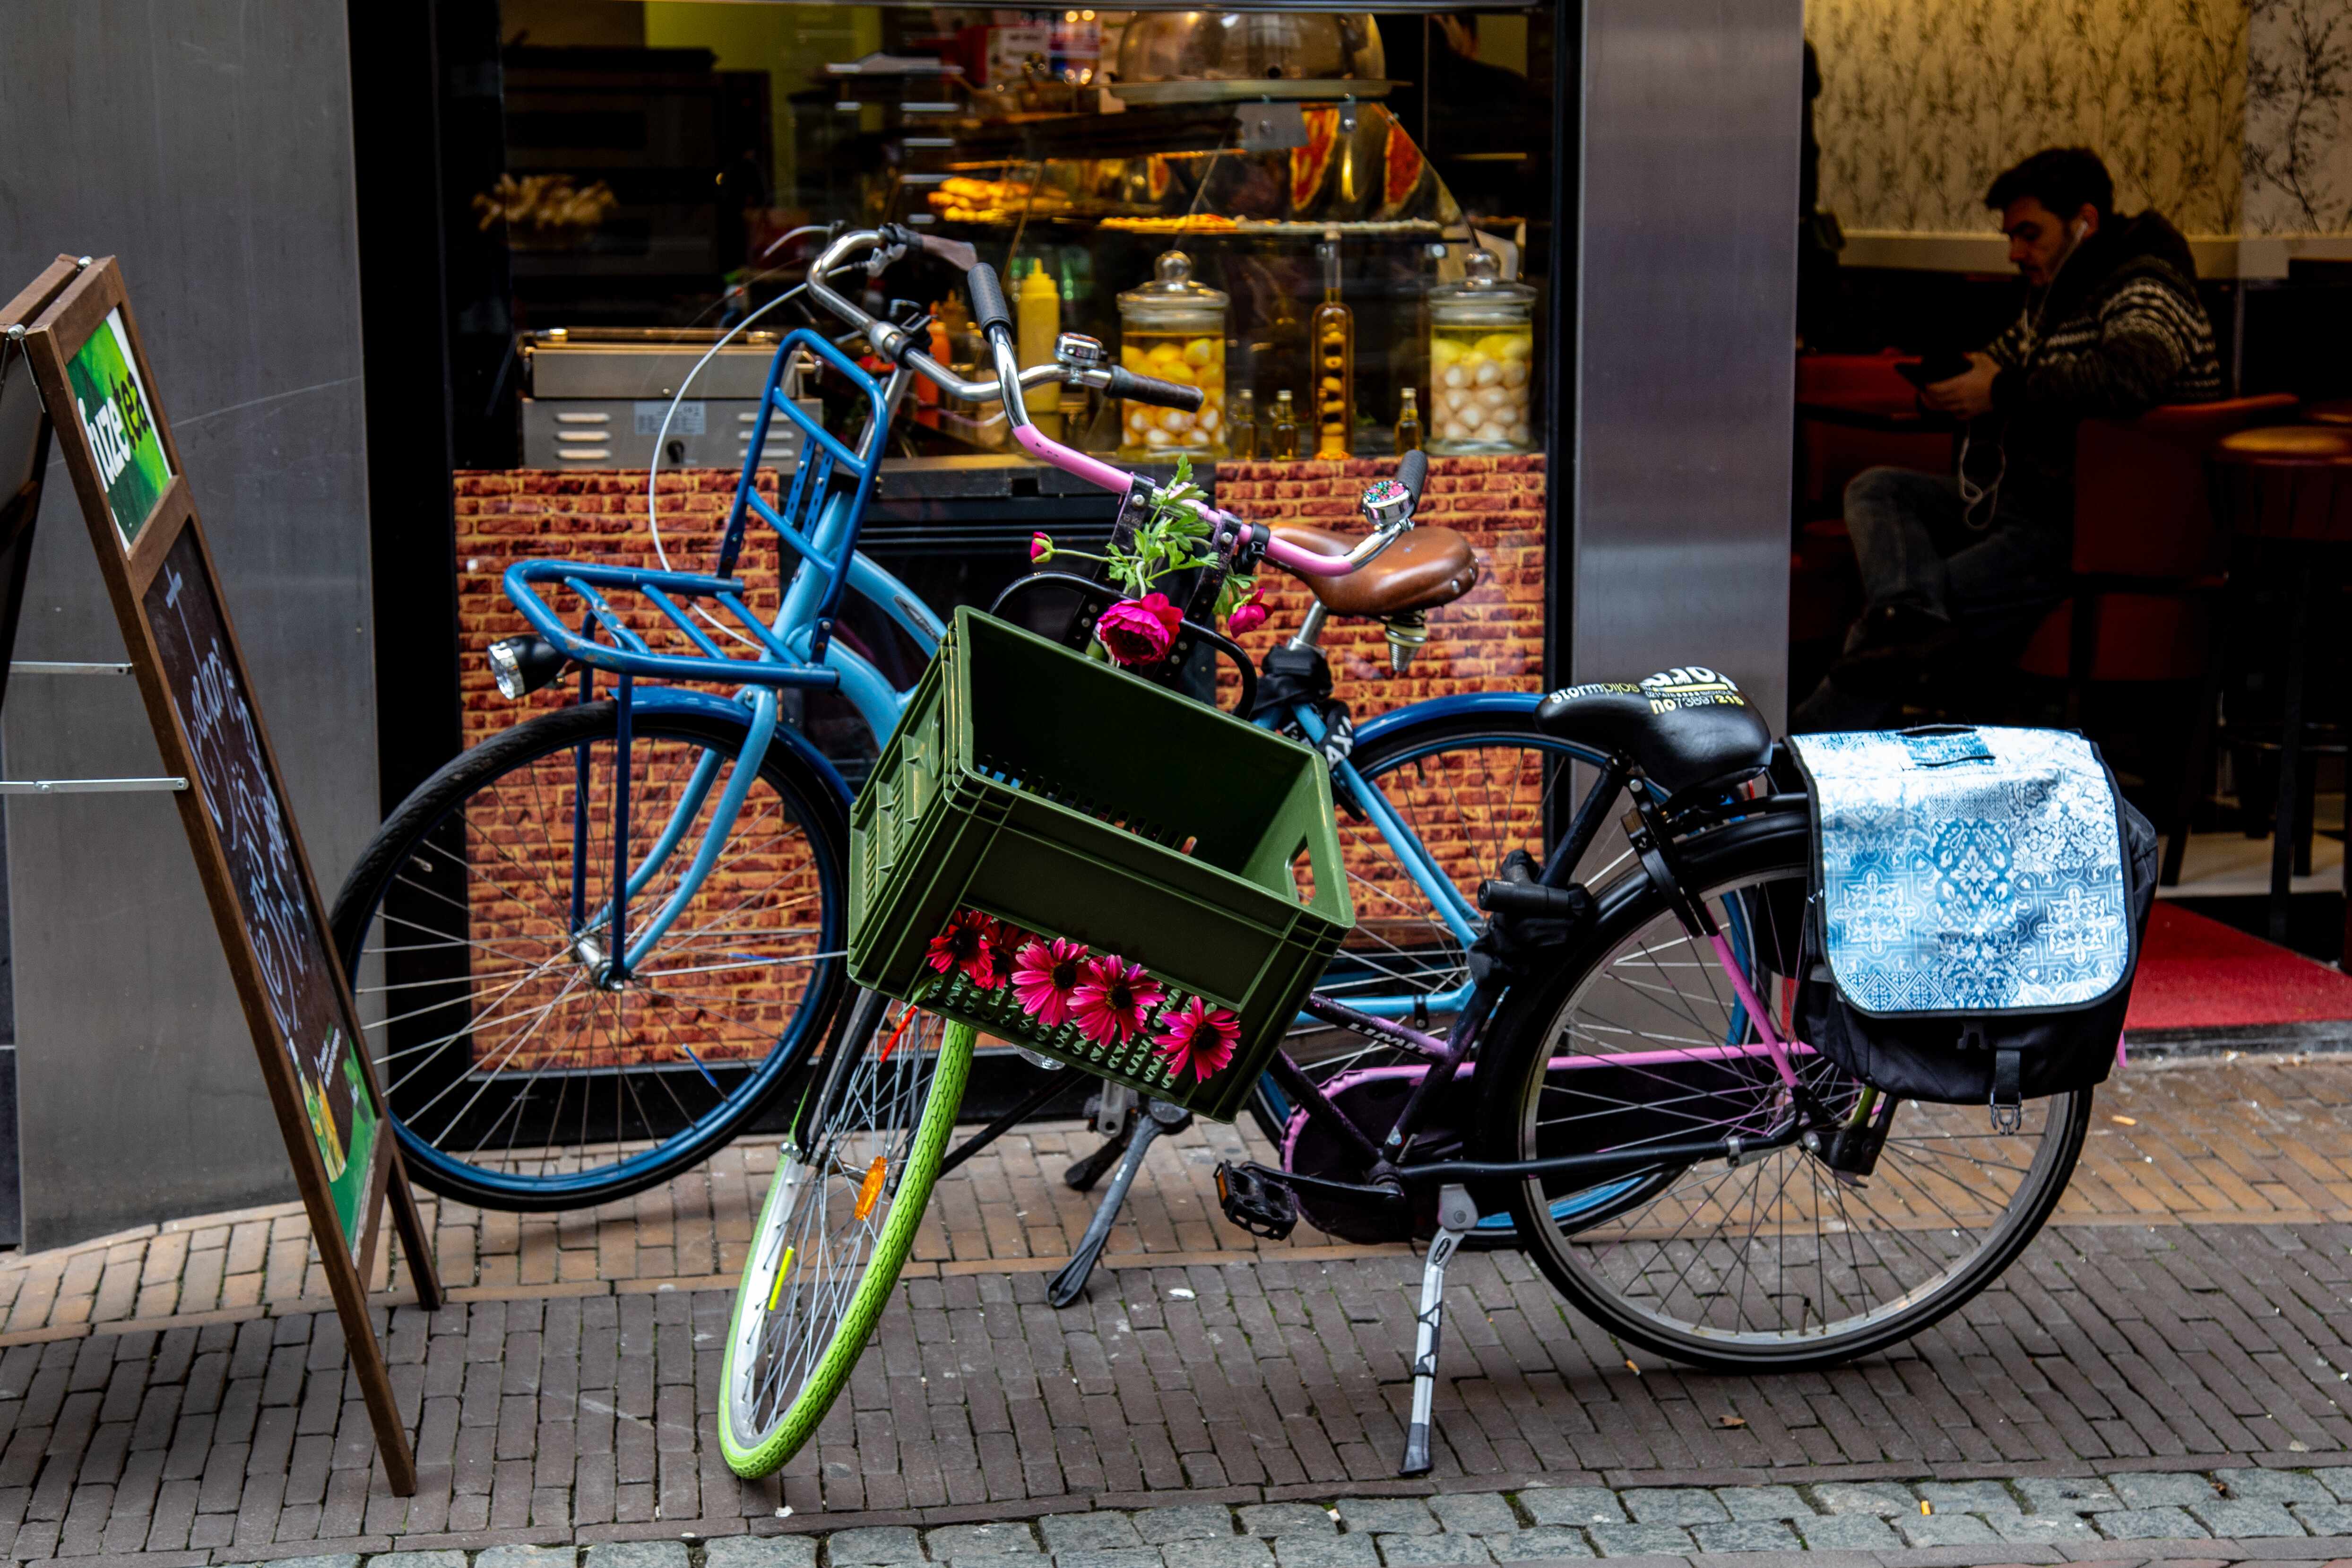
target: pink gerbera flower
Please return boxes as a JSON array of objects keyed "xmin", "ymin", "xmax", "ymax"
[
  {"xmin": 1012, "ymin": 937, "xmax": 1092, "ymax": 1027},
  {"xmin": 925, "ymin": 909, "xmax": 1007, "ymax": 988},
  {"xmin": 1153, "ymin": 996, "xmax": 1241, "ymax": 1083},
  {"xmin": 1070, "ymin": 954, "xmax": 1165, "ymax": 1047}
]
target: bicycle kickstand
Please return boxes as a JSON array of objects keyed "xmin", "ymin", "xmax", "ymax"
[
  {"xmin": 1048, "ymin": 1098, "xmax": 1190, "ymax": 1308},
  {"xmin": 1065, "ymin": 1083, "xmax": 1139, "ymax": 1193},
  {"xmin": 1401, "ymin": 1184, "xmax": 1478, "ymax": 1477}
]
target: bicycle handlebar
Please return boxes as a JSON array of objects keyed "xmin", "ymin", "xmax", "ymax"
[
  {"xmin": 799, "ymin": 228, "xmax": 1415, "ymax": 583},
  {"xmin": 1102, "ymin": 364, "xmax": 1206, "ymax": 413},
  {"xmin": 1394, "ymin": 448, "xmax": 1429, "ymax": 509},
  {"xmin": 964, "ymin": 260, "xmax": 1012, "ymax": 336}
]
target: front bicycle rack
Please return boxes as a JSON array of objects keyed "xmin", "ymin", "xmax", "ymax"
[{"xmin": 502, "ymin": 326, "xmax": 889, "ymax": 692}]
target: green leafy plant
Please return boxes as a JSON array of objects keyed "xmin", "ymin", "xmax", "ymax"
[{"xmin": 1030, "ymin": 455, "xmax": 1258, "ymax": 631}]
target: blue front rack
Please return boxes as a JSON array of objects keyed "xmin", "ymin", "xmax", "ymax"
[{"xmin": 503, "ymin": 326, "xmax": 889, "ymax": 689}]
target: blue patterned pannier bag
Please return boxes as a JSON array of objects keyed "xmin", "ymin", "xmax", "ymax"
[{"xmin": 1787, "ymin": 726, "xmax": 2158, "ymax": 1119}]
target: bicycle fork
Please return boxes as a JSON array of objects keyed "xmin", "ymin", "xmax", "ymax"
[{"xmin": 571, "ymin": 683, "xmax": 781, "ymax": 999}]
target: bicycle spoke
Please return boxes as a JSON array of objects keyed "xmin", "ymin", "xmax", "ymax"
[
  {"xmin": 347, "ymin": 714, "xmax": 842, "ymax": 1195},
  {"xmin": 1508, "ymin": 849, "xmax": 2082, "ymax": 1360}
]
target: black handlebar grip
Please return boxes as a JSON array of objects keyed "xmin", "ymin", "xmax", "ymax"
[
  {"xmin": 1103, "ymin": 365, "xmax": 1206, "ymax": 413},
  {"xmin": 965, "ymin": 262, "xmax": 1012, "ymax": 337},
  {"xmin": 1476, "ymin": 879, "xmax": 1592, "ymax": 921},
  {"xmin": 1395, "ymin": 448, "xmax": 1429, "ymax": 509}
]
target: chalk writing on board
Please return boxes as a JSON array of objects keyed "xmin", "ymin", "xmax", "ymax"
[{"xmin": 142, "ymin": 533, "xmax": 379, "ymax": 1247}]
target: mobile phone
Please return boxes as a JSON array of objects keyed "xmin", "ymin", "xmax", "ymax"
[{"xmin": 1896, "ymin": 353, "xmax": 1972, "ymax": 389}]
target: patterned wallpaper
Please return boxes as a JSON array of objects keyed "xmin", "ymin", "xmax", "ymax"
[
  {"xmin": 2245, "ymin": 0, "xmax": 2352, "ymax": 232},
  {"xmin": 1809, "ymin": 0, "xmax": 2352, "ymax": 237}
]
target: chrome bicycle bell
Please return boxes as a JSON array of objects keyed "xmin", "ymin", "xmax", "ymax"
[
  {"xmin": 1358, "ymin": 475, "xmax": 1415, "ymax": 530},
  {"xmin": 1055, "ymin": 332, "xmax": 1107, "ymax": 369}
]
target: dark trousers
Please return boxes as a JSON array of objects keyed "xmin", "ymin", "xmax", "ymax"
[
  {"xmin": 1845, "ymin": 467, "xmax": 2070, "ymax": 647},
  {"xmin": 1791, "ymin": 468, "xmax": 2071, "ymax": 731}
]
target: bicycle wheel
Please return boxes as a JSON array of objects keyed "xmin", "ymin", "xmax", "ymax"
[
  {"xmin": 1476, "ymin": 802, "xmax": 2090, "ymax": 1371},
  {"xmin": 1314, "ymin": 708, "xmax": 1639, "ymax": 1021},
  {"xmin": 721, "ymin": 1003, "xmax": 973, "ymax": 1479},
  {"xmin": 1256, "ymin": 709, "xmax": 1645, "ymax": 1245},
  {"xmin": 329, "ymin": 699, "xmax": 850, "ymax": 1210}
]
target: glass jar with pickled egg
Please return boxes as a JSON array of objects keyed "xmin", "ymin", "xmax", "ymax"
[
  {"xmin": 1425, "ymin": 247, "xmax": 1537, "ymax": 455},
  {"xmin": 1117, "ymin": 250, "xmax": 1229, "ymax": 459}
]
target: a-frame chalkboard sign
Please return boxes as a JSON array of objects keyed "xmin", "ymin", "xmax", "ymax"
[{"xmin": 4, "ymin": 256, "xmax": 441, "ymax": 1493}]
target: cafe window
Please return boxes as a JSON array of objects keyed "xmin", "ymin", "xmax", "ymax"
[{"xmin": 453, "ymin": 2, "xmax": 1562, "ymax": 473}]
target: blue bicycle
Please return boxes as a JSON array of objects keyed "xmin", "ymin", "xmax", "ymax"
[{"xmin": 328, "ymin": 226, "xmax": 1640, "ymax": 1212}]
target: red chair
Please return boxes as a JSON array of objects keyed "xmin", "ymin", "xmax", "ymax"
[
  {"xmin": 2012, "ymin": 395, "xmax": 2299, "ymax": 877},
  {"xmin": 1794, "ymin": 351, "xmax": 1956, "ymax": 518},
  {"xmin": 1791, "ymin": 354, "xmax": 1958, "ymax": 657},
  {"xmin": 2018, "ymin": 396, "xmax": 2297, "ymax": 694}
]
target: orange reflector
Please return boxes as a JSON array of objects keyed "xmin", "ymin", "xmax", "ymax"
[
  {"xmin": 876, "ymin": 1007, "xmax": 918, "ymax": 1065},
  {"xmin": 855, "ymin": 1156, "xmax": 889, "ymax": 1221},
  {"xmin": 766, "ymin": 1245, "xmax": 795, "ymax": 1313}
]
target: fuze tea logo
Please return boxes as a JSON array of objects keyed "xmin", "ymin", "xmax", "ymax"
[{"xmin": 65, "ymin": 308, "xmax": 171, "ymax": 548}]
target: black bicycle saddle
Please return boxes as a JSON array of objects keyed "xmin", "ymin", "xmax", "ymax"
[{"xmin": 1535, "ymin": 666, "xmax": 1774, "ymax": 807}]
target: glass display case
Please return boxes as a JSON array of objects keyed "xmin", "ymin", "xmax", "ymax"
[{"xmin": 444, "ymin": 2, "xmax": 1559, "ymax": 473}]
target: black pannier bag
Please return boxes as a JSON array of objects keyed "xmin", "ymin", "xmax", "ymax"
[{"xmin": 1786, "ymin": 726, "xmax": 2159, "ymax": 1121}]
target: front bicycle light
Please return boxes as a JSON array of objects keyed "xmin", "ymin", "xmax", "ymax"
[{"xmin": 486, "ymin": 634, "xmax": 568, "ymax": 700}]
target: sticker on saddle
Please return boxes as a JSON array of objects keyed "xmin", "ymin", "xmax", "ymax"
[
  {"xmin": 1639, "ymin": 665, "xmax": 1746, "ymax": 713},
  {"xmin": 1542, "ymin": 681, "xmax": 1641, "ymax": 703}
]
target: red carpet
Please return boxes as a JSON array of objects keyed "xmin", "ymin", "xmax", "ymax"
[{"xmin": 2125, "ymin": 902, "xmax": 2352, "ymax": 1031}]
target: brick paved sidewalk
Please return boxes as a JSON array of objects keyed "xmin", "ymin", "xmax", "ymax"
[
  {"xmin": 13, "ymin": 1051, "xmax": 2352, "ymax": 1344},
  {"xmin": 9, "ymin": 1056, "xmax": 2352, "ymax": 1564}
]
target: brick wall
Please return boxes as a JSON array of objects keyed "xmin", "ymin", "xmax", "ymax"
[
  {"xmin": 450, "ymin": 458, "xmax": 1549, "ymax": 741},
  {"xmin": 442, "ymin": 459, "xmax": 1547, "ymax": 1072},
  {"xmin": 1208, "ymin": 453, "xmax": 1548, "ymax": 710},
  {"xmin": 449, "ymin": 470, "xmax": 810, "ymax": 1074}
]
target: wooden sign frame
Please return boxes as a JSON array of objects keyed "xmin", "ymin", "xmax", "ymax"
[
  {"xmin": 0, "ymin": 265, "xmax": 65, "ymax": 722},
  {"xmin": 6, "ymin": 256, "xmax": 441, "ymax": 1493}
]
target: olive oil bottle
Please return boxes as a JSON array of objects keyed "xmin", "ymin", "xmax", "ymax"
[
  {"xmin": 1310, "ymin": 229, "xmax": 1355, "ymax": 459},
  {"xmin": 1271, "ymin": 390, "xmax": 1299, "ymax": 460}
]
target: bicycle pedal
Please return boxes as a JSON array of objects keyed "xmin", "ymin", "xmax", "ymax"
[{"xmin": 1214, "ymin": 1161, "xmax": 1298, "ymax": 1240}]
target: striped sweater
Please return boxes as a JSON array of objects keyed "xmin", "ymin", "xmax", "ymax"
[{"xmin": 1965, "ymin": 210, "xmax": 2222, "ymax": 525}]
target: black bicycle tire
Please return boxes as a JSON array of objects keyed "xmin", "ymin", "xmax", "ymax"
[
  {"xmin": 329, "ymin": 700, "xmax": 853, "ymax": 1211},
  {"xmin": 1471, "ymin": 803, "xmax": 2091, "ymax": 1372}
]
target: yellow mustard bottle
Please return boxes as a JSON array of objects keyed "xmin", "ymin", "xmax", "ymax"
[{"xmin": 1017, "ymin": 258, "xmax": 1064, "ymax": 440}]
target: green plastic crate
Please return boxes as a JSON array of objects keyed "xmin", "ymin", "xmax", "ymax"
[{"xmin": 847, "ymin": 607, "xmax": 1355, "ymax": 1120}]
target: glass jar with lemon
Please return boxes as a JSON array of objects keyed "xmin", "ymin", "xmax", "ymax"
[
  {"xmin": 1426, "ymin": 247, "xmax": 1536, "ymax": 455},
  {"xmin": 1117, "ymin": 250, "xmax": 1228, "ymax": 459}
]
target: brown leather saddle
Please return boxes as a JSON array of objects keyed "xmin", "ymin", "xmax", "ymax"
[{"xmin": 1269, "ymin": 523, "xmax": 1479, "ymax": 618}]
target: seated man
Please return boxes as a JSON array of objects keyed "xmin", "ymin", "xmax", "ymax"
[{"xmin": 1791, "ymin": 146, "xmax": 2222, "ymax": 731}]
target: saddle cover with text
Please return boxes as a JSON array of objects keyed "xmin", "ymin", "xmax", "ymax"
[{"xmin": 1786, "ymin": 726, "xmax": 2158, "ymax": 1108}]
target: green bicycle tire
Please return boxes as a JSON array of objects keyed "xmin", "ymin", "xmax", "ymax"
[{"xmin": 718, "ymin": 1017, "xmax": 975, "ymax": 1478}]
